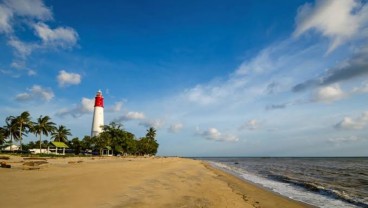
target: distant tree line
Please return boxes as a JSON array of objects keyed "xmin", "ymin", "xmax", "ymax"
[{"xmin": 0, "ymin": 111, "xmax": 159, "ymax": 156}]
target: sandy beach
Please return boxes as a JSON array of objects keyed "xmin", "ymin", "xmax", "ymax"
[{"xmin": 0, "ymin": 156, "xmax": 312, "ymax": 208}]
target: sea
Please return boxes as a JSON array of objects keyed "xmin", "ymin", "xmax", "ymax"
[{"xmin": 200, "ymin": 157, "xmax": 368, "ymax": 208}]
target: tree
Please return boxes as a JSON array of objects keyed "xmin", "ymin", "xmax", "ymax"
[
  {"xmin": 101, "ymin": 122, "xmax": 127, "ymax": 154},
  {"xmin": 81, "ymin": 135, "xmax": 94, "ymax": 150},
  {"xmin": 143, "ymin": 127, "xmax": 159, "ymax": 155},
  {"xmin": 125, "ymin": 132, "xmax": 137, "ymax": 155},
  {"xmin": 0, "ymin": 127, "xmax": 5, "ymax": 145},
  {"xmin": 27, "ymin": 141, "xmax": 37, "ymax": 149},
  {"xmin": 2, "ymin": 116, "xmax": 20, "ymax": 151},
  {"xmin": 94, "ymin": 133, "xmax": 112, "ymax": 155},
  {"xmin": 42, "ymin": 140, "xmax": 49, "ymax": 148},
  {"xmin": 51, "ymin": 125, "xmax": 72, "ymax": 143},
  {"xmin": 13, "ymin": 111, "xmax": 32, "ymax": 151},
  {"xmin": 35, "ymin": 140, "xmax": 49, "ymax": 149},
  {"xmin": 146, "ymin": 127, "xmax": 156, "ymax": 140},
  {"xmin": 32, "ymin": 115, "xmax": 56, "ymax": 153},
  {"xmin": 69, "ymin": 137, "xmax": 81, "ymax": 155}
]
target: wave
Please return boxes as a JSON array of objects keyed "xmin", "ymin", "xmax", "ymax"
[
  {"xmin": 267, "ymin": 173, "xmax": 368, "ymax": 208},
  {"xmin": 209, "ymin": 161, "xmax": 364, "ymax": 208}
]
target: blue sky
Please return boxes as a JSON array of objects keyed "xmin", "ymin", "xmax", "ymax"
[{"xmin": 1, "ymin": 0, "xmax": 368, "ymax": 156}]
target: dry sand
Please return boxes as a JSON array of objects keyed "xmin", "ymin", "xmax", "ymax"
[{"xmin": 0, "ymin": 156, "xmax": 312, "ymax": 208}]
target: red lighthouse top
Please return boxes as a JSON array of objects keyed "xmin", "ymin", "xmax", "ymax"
[{"xmin": 94, "ymin": 90, "xmax": 104, "ymax": 107}]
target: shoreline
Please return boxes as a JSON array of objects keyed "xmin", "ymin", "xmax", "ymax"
[
  {"xmin": 203, "ymin": 161, "xmax": 315, "ymax": 208},
  {"xmin": 0, "ymin": 155, "xmax": 313, "ymax": 207}
]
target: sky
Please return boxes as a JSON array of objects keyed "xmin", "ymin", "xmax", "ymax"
[{"xmin": 0, "ymin": 0, "xmax": 368, "ymax": 156}]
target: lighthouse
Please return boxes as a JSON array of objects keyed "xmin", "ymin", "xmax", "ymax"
[{"xmin": 91, "ymin": 90, "xmax": 104, "ymax": 137}]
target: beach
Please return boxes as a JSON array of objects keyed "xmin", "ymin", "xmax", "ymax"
[{"xmin": 0, "ymin": 156, "xmax": 311, "ymax": 208}]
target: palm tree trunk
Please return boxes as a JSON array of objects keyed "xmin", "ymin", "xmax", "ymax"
[
  {"xmin": 19, "ymin": 123, "xmax": 22, "ymax": 151},
  {"xmin": 39, "ymin": 134, "xmax": 42, "ymax": 154},
  {"xmin": 10, "ymin": 134, "xmax": 13, "ymax": 151}
]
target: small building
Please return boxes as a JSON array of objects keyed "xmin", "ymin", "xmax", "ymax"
[
  {"xmin": 102, "ymin": 146, "xmax": 113, "ymax": 156},
  {"xmin": 29, "ymin": 148, "xmax": 49, "ymax": 154},
  {"xmin": 2, "ymin": 144, "xmax": 20, "ymax": 151},
  {"xmin": 48, "ymin": 142, "xmax": 69, "ymax": 155}
]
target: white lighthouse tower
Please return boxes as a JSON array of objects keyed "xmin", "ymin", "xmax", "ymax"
[{"xmin": 91, "ymin": 90, "xmax": 104, "ymax": 137}]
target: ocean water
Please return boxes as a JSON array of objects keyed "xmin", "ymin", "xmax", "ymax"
[{"xmin": 203, "ymin": 157, "xmax": 368, "ymax": 208}]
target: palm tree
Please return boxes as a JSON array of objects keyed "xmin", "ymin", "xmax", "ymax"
[
  {"xmin": 146, "ymin": 127, "xmax": 156, "ymax": 141},
  {"xmin": 14, "ymin": 111, "xmax": 32, "ymax": 151},
  {"xmin": 32, "ymin": 115, "xmax": 56, "ymax": 153},
  {"xmin": 3, "ymin": 116, "xmax": 20, "ymax": 151},
  {"xmin": 51, "ymin": 125, "xmax": 72, "ymax": 143},
  {"xmin": 0, "ymin": 127, "xmax": 5, "ymax": 145}
]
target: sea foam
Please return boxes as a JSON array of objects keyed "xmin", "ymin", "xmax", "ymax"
[{"xmin": 209, "ymin": 161, "xmax": 360, "ymax": 208}]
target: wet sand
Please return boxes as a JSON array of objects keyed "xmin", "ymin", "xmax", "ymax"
[{"xmin": 0, "ymin": 156, "xmax": 312, "ymax": 208}]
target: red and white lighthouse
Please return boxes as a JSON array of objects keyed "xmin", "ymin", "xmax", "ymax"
[{"xmin": 91, "ymin": 90, "xmax": 104, "ymax": 137}]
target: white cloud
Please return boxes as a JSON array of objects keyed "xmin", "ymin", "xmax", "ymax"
[
  {"xmin": 4, "ymin": 0, "xmax": 52, "ymax": 20},
  {"xmin": 57, "ymin": 70, "xmax": 81, "ymax": 87},
  {"xmin": 335, "ymin": 111, "xmax": 368, "ymax": 129},
  {"xmin": 7, "ymin": 60, "xmax": 36, "ymax": 76},
  {"xmin": 179, "ymin": 40, "xmax": 316, "ymax": 107},
  {"xmin": 199, "ymin": 128, "xmax": 239, "ymax": 142},
  {"xmin": 294, "ymin": 0, "xmax": 368, "ymax": 53},
  {"xmin": 80, "ymin": 98, "xmax": 95, "ymax": 112},
  {"xmin": 182, "ymin": 73, "xmax": 256, "ymax": 106},
  {"xmin": 27, "ymin": 69, "xmax": 36, "ymax": 76},
  {"xmin": 117, "ymin": 111, "xmax": 145, "ymax": 122},
  {"xmin": 139, "ymin": 119, "xmax": 164, "ymax": 129},
  {"xmin": 0, "ymin": 0, "xmax": 78, "ymax": 77},
  {"xmin": 0, "ymin": 4, "xmax": 13, "ymax": 33},
  {"xmin": 184, "ymin": 84, "xmax": 217, "ymax": 105},
  {"xmin": 33, "ymin": 22, "xmax": 78, "ymax": 49},
  {"xmin": 168, "ymin": 123, "xmax": 183, "ymax": 133},
  {"xmin": 108, "ymin": 101, "xmax": 123, "ymax": 112},
  {"xmin": 15, "ymin": 85, "xmax": 54, "ymax": 102},
  {"xmin": 239, "ymin": 119, "xmax": 259, "ymax": 130},
  {"xmin": 352, "ymin": 82, "xmax": 368, "ymax": 93},
  {"xmin": 235, "ymin": 48, "xmax": 273, "ymax": 76},
  {"xmin": 313, "ymin": 84, "xmax": 345, "ymax": 103},
  {"xmin": 7, "ymin": 37, "xmax": 35, "ymax": 57},
  {"xmin": 56, "ymin": 97, "xmax": 94, "ymax": 118}
]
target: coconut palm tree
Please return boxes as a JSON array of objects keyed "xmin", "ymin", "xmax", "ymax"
[
  {"xmin": 2, "ymin": 116, "xmax": 20, "ymax": 151},
  {"xmin": 14, "ymin": 111, "xmax": 32, "ymax": 151},
  {"xmin": 0, "ymin": 127, "xmax": 5, "ymax": 145},
  {"xmin": 51, "ymin": 125, "xmax": 72, "ymax": 143},
  {"xmin": 146, "ymin": 127, "xmax": 156, "ymax": 141},
  {"xmin": 32, "ymin": 115, "xmax": 56, "ymax": 153}
]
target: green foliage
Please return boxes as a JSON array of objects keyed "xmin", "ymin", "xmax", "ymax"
[
  {"xmin": 90, "ymin": 122, "xmax": 160, "ymax": 156},
  {"xmin": 1, "ymin": 116, "xmax": 20, "ymax": 151},
  {"xmin": 69, "ymin": 137, "xmax": 82, "ymax": 155},
  {"xmin": 51, "ymin": 125, "xmax": 72, "ymax": 143},
  {"xmin": 31, "ymin": 115, "xmax": 56, "ymax": 153},
  {"xmin": 146, "ymin": 127, "xmax": 156, "ymax": 140},
  {"xmin": 14, "ymin": 111, "xmax": 33, "ymax": 150},
  {"xmin": 0, "ymin": 127, "xmax": 5, "ymax": 145},
  {"xmin": 81, "ymin": 135, "xmax": 94, "ymax": 150},
  {"xmin": 1, "ymin": 113, "xmax": 160, "ymax": 156}
]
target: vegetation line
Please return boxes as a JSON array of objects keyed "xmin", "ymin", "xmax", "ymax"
[{"xmin": 0, "ymin": 111, "xmax": 159, "ymax": 156}]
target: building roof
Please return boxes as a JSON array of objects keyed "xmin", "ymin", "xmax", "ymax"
[{"xmin": 50, "ymin": 142, "xmax": 69, "ymax": 148}]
